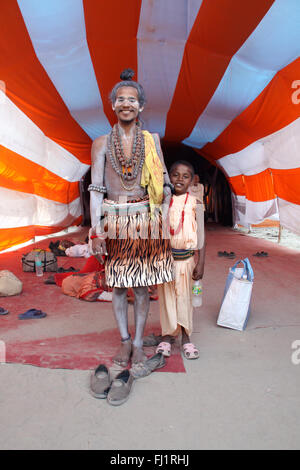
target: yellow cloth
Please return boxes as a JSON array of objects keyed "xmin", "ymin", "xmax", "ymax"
[{"xmin": 141, "ymin": 131, "xmax": 164, "ymax": 216}]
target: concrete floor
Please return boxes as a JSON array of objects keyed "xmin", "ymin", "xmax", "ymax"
[{"xmin": 0, "ymin": 224, "xmax": 300, "ymax": 450}]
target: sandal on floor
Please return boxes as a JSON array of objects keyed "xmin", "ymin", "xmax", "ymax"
[
  {"xmin": 143, "ymin": 333, "xmax": 163, "ymax": 346},
  {"xmin": 218, "ymin": 251, "xmax": 235, "ymax": 259},
  {"xmin": 18, "ymin": 308, "xmax": 47, "ymax": 320},
  {"xmin": 0, "ymin": 307, "xmax": 9, "ymax": 315},
  {"xmin": 156, "ymin": 341, "xmax": 171, "ymax": 357},
  {"xmin": 182, "ymin": 343, "xmax": 199, "ymax": 360},
  {"xmin": 90, "ymin": 364, "xmax": 111, "ymax": 399},
  {"xmin": 217, "ymin": 251, "xmax": 227, "ymax": 257},
  {"xmin": 130, "ymin": 353, "xmax": 166, "ymax": 379},
  {"xmin": 107, "ymin": 369, "xmax": 135, "ymax": 406},
  {"xmin": 143, "ymin": 334, "xmax": 175, "ymax": 347},
  {"xmin": 253, "ymin": 251, "xmax": 269, "ymax": 257}
]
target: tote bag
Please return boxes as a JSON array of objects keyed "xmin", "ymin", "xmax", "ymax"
[{"xmin": 217, "ymin": 258, "xmax": 254, "ymax": 331}]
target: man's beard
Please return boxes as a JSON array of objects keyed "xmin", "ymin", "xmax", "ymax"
[{"xmin": 118, "ymin": 116, "xmax": 136, "ymax": 125}]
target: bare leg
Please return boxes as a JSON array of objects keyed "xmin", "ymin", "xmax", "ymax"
[
  {"xmin": 112, "ymin": 287, "xmax": 132, "ymax": 367},
  {"xmin": 181, "ymin": 326, "xmax": 199, "ymax": 359},
  {"xmin": 161, "ymin": 335, "xmax": 173, "ymax": 344},
  {"xmin": 131, "ymin": 286, "xmax": 149, "ymax": 365},
  {"xmin": 181, "ymin": 326, "xmax": 190, "ymax": 346}
]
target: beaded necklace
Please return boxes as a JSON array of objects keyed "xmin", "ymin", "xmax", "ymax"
[
  {"xmin": 107, "ymin": 123, "xmax": 145, "ymax": 189},
  {"xmin": 169, "ymin": 192, "xmax": 189, "ymax": 236}
]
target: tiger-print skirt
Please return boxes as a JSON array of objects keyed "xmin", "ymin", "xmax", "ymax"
[{"xmin": 102, "ymin": 199, "xmax": 174, "ymax": 288}]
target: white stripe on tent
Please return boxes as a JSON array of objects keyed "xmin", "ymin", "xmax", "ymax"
[
  {"xmin": 137, "ymin": 0, "xmax": 203, "ymax": 136},
  {"xmin": 231, "ymin": 194, "xmax": 278, "ymax": 227},
  {"xmin": 184, "ymin": 0, "xmax": 300, "ymax": 148},
  {"xmin": 0, "ymin": 187, "xmax": 81, "ymax": 229},
  {"xmin": 277, "ymin": 198, "xmax": 300, "ymax": 236},
  {"xmin": 17, "ymin": 0, "xmax": 111, "ymax": 140},
  {"xmin": 0, "ymin": 90, "xmax": 89, "ymax": 182},
  {"xmin": 232, "ymin": 194, "xmax": 300, "ymax": 236},
  {"xmin": 218, "ymin": 118, "xmax": 300, "ymax": 178}
]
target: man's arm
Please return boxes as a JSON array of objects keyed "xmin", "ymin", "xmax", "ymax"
[
  {"xmin": 89, "ymin": 136, "xmax": 108, "ymax": 261},
  {"xmin": 90, "ymin": 136, "xmax": 106, "ymax": 229},
  {"xmin": 152, "ymin": 133, "xmax": 172, "ymax": 206}
]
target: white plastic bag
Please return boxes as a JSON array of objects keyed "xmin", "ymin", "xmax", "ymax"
[
  {"xmin": 217, "ymin": 258, "xmax": 254, "ymax": 331},
  {"xmin": 0, "ymin": 270, "xmax": 23, "ymax": 296}
]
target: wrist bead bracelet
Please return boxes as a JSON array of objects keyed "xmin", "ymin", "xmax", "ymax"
[{"xmin": 88, "ymin": 184, "xmax": 107, "ymax": 193}]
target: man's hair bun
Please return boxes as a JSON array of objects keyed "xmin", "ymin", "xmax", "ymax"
[
  {"xmin": 110, "ymin": 68, "xmax": 146, "ymax": 108},
  {"xmin": 120, "ymin": 68, "xmax": 135, "ymax": 81}
]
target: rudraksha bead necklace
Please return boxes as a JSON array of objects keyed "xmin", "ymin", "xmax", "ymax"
[{"xmin": 107, "ymin": 123, "xmax": 145, "ymax": 185}]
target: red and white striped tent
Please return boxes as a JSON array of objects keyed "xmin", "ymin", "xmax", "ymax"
[{"xmin": 0, "ymin": 0, "xmax": 299, "ymax": 252}]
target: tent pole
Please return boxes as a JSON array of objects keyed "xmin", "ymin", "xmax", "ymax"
[{"xmin": 278, "ymin": 224, "xmax": 282, "ymax": 243}]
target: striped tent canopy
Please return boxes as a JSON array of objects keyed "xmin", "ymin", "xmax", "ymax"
[{"xmin": 0, "ymin": 0, "xmax": 299, "ymax": 252}]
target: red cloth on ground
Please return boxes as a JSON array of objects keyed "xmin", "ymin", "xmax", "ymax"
[{"xmin": 54, "ymin": 256, "xmax": 104, "ymax": 287}]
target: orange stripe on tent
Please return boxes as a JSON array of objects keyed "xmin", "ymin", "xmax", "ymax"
[
  {"xmin": 272, "ymin": 168, "xmax": 300, "ymax": 206},
  {"xmin": 164, "ymin": 0, "xmax": 274, "ymax": 143},
  {"xmin": 83, "ymin": 0, "xmax": 142, "ymax": 126},
  {"xmin": 229, "ymin": 169, "xmax": 300, "ymax": 205},
  {"xmin": 228, "ymin": 175, "xmax": 245, "ymax": 196},
  {"xmin": 202, "ymin": 57, "xmax": 300, "ymax": 161},
  {"xmin": 0, "ymin": 146, "xmax": 79, "ymax": 204},
  {"xmin": 244, "ymin": 170, "xmax": 275, "ymax": 203},
  {"xmin": 0, "ymin": 1, "xmax": 91, "ymax": 164},
  {"xmin": 0, "ymin": 217, "xmax": 82, "ymax": 253}
]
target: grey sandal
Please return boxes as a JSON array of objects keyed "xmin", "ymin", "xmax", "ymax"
[
  {"xmin": 107, "ymin": 369, "xmax": 135, "ymax": 406},
  {"xmin": 90, "ymin": 364, "xmax": 111, "ymax": 399},
  {"xmin": 130, "ymin": 352, "xmax": 166, "ymax": 379}
]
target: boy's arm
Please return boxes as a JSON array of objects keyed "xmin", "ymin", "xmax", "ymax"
[{"xmin": 192, "ymin": 201, "xmax": 206, "ymax": 280}]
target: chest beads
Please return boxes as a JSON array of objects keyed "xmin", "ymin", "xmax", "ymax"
[{"xmin": 107, "ymin": 123, "xmax": 145, "ymax": 191}]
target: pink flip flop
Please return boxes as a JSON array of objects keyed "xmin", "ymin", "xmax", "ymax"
[
  {"xmin": 182, "ymin": 343, "xmax": 199, "ymax": 360},
  {"xmin": 156, "ymin": 341, "xmax": 171, "ymax": 357}
]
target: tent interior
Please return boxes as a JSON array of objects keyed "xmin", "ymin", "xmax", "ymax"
[{"xmin": 0, "ymin": 0, "xmax": 299, "ymax": 253}]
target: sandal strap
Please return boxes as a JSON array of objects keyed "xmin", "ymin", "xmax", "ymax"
[
  {"xmin": 157, "ymin": 341, "xmax": 171, "ymax": 350},
  {"xmin": 183, "ymin": 342, "xmax": 198, "ymax": 352}
]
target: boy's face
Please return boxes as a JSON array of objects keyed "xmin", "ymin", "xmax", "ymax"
[{"xmin": 170, "ymin": 164, "xmax": 193, "ymax": 195}]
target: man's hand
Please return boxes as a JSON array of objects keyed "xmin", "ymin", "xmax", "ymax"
[
  {"xmin": 88, "ymin": 230, "xmax": 108, "ymax": 264},
  {"xmin": 160, "ymin": 199, "xmax": 170, "ymax": 240}
]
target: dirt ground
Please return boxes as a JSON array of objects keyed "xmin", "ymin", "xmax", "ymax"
[{"xmin": 236, "ymin": 223, "xmax": 300, "ymax": 252}]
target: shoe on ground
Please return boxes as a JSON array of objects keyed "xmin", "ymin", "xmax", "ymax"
[
  {"xmin": 90, "ymin": 364, "xmax": 111, "ymax": 399},
  {"xmin": 107, "ymin": 369, "xmax": 135, "ymax": 406}
]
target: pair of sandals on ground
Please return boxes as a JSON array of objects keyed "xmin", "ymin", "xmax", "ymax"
[
  {"xmin": 90, "ymin": 334, "xmax": 199, "ymax": 406},
  {"xmin": 156, "ymin": 337, "xmax": 199, "ymax": 360},
  {"xmin": 90, "ymin": 349, "xmax": 166, "ymax": 406},
  {"xmin": 143, "ymin": 331, "xmax": 199, "ymax": 360}
]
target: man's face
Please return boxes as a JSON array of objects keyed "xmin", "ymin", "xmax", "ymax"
[{"xmin": 112, "ymin": 86, "xmax": 142, "ymax": 123}]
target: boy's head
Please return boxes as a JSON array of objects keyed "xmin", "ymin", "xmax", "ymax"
[{"xmin": 169, "ymin": 160, "xmax": 195, "ymax": 195}]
